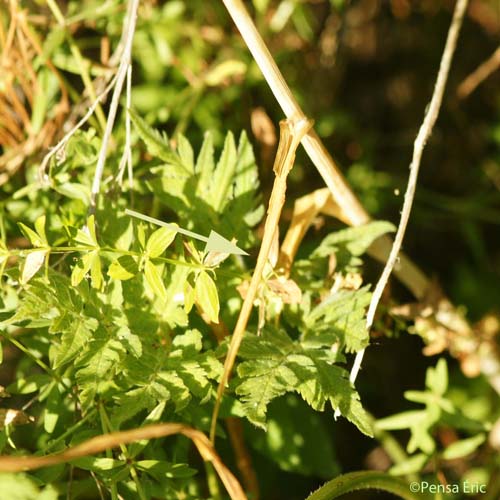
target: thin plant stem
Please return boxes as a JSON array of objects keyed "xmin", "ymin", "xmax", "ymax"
[
  {"xmin": 38, "ymin": 74, "xmax": 119, "ymax": 183},
  {"xmin": 100, "ymin": 406, "xmax": 147, "ymax": 500},
  {"xmin": 42, "ymin": 409, "xmax": 97, "ymax": 453},
  {"xmin": 346, "ymin": 0, "xmax": 469, "ymax": 393},
  {"xmin": 89, "ymin": 0, "xmax": 140, "ymax": 214},
  {"xmin": 220, "ymin": 0, "xmax": 431, "ymax": 301},
  {"xmin": 457, "ymin": 45, "xmax": 500, "ymax": 98},
  {"xmin": 0, "ymin": 422, "xmax": 247, "ymax": 500},
  {"xmin": 210, "ymin": 117, "xmax": 313, "ymax": 443}
]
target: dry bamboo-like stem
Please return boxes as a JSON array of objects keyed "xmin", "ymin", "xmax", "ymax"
[
  {"xmin": 222, "ymin": 0, "xmax": 500, "ymax": 399},
  {"xmin": 457, "ymin": 45, "xmax": 500, "ymax": 98},
  {"xmin": 221, "ymin": 0, "xmax": 367, "ymax": 226},
  {"xmin": 210, "ymin": 117, "xmax": 313, "ymax": 443},
  {"xmin": 0, "ymin": 423, "xmax": 247, "ymax": 500},
  {"xmin": 347, "ymin": 0, "xmax": 469, "ymax": 390},
  {"xmin": 220, "ymin": 0, "xmax": 432, "ymax": 301}
]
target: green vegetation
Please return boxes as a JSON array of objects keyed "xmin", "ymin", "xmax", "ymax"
[{"xmin": 0, "ymin": 1, "xmax": 498, "ymax": 499}]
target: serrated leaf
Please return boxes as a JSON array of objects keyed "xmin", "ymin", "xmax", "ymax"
[
  {"xmin": 312, "ymin": 221, "xmax": 396, "ymax": 272},
  {"xmin": 112, "ymin": 330, "xmax": 221, "ymax": 425},
  {"xmin": 149, "ymin": 130, "xmax": 263, "ymax": 249},
  {"xmin": 177, "ymin": 134, "xmax": 194, "ymax": 170},
  {"xmin": 129, "ymin": 108, "xmax": 184, "ymax": 168},
  {"xmin": 194, "ymin": 271, "xmax": 219, "ymax": 323},
  {"xmin": 236, "ymin": 328, "xmax": 372, "ymax": 436},
  {"xmin": 303, "ymin": 287, "xmax": 371, "ymax": 352},
  {"xmin": 54, "ymin": 316, "xmax": 98, "ymax": 368},
  {"xmin": 144, "ymin": 259, "xmax": 168, "ymax": 303},
  {"xmin": 146, "ymin": 225, "xmax": 177, "ymax": 258}
]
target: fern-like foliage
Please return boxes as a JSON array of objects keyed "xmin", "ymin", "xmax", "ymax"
[
  {"xmin": 235, "ymin": 327, "xmax": 373, "ymax": 437},
  {"xmin": 303, "ymin": 287, "xmax": 372, "ymax": 353},
  {"xmin": 130, "ymin": 110, "xmax": 264, "ymax": 248}
]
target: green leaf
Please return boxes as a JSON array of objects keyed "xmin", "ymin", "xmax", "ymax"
[
  {"xmin": 204, "ymin": 59, "xmax": 247, "ymax": 86},
  {"xmin": 149, "ymin": 130, "xmax": 263, "ymax": 248},
  {"xmin": 54, "ymin": 316, "xmax": 98, "ymax": 368},
  {"xmin": 129, "ymin": 108, "xmax": 184, "ymax": 167},
  {"xmin": 71, "ymin": 250, "xmax": 101, "ymax": 288},
  {"xmin": 389, "ymin": 453, "xmax": 429, "ymax": 476},
  {"xmin": 236, "ymin": 328, "xmax": 372, "ymax": 436},
  {"xmin": 21, "ymin": 250, "xmax": 48, "ymax": 285},
  {"xmin": 108, "ymin": 255, "xmax": 138, "ymax": 280},
  {"xmin": 8, "ymin": 374, "xmax": 52, "ymax": 395},
  {"xmin": 112, "ymin": 330, "xmax": 221, "ymax": 425},
  {"xmin": 136, "ymin": 460, "xmax": 196, "ymax": 480},
  {"xmin": 71, "ymin": 456, "xmax": 125, "ymax": 471},
  {"xmin": 144, "ymin": 259, "xmax": 168, "ymax": 303},
  {"xmin": 312, "ymin": 221, "xmax": 396, "ymax": 272},
  {"xmin": 194, "ymin": 271, "xmax": 219, "ymax": 323},
  {"xmin": 18, "ymin": 223, "xmax": 45, "ymax": 248},
  {"xmin": 145, "ymin": 225, "xmax": 177, "ymax": 258},
  {"xmin": 34, "ymin": 215, "xmax": 48, "ymax": 244},
  {"xmin": 303, "ymin": 287, "xmax": 371, "ymax": 352},
  {"xmin": 426, "ymin": 357, "xmax": 448, "ymax": 396},
  {"xmin": 442, "ymin": 434, "xmax": 485, "ymax": 460},
  {"xmin": 0, "ymin": 473, "xmax": 58, "ymax": 500},
  {"xmin": 375, "ymin": 410, "xmax": 428, "ymax": 431},
  {"xmin": 73, "ymin": 217, "xmax": 99, "ymax": 248},
  {"xmin": 306, "ymin": 471, "xmax": 427, "ymax": 500}
]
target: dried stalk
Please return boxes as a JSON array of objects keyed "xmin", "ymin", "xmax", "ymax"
[
  {"xmin": 0, "ymin": 423, "xmax": 247, "ymax": 500},
  {"xmin": 220, "ymin": 0, "xmax": 435, "ymax": 303},
  {"xmin": 210, "ymin": 117, "xmax": 313, "ymax": 443},
  {"xmin": 457, "ymin": 45, "xmax": 500, "ymax": 98},
  {"xmin": 221, "ymin": 0, "xmax": 500, "ymax": 398}
]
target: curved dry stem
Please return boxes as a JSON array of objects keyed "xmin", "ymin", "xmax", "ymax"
[{"xmin": 0, "ymin": 422, "xmax": 247, "ymax": 500}]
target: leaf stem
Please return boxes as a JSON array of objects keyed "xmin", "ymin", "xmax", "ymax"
[{"xmin": 42, "ymin": 409, "xmax": 98, "ymax": 453}]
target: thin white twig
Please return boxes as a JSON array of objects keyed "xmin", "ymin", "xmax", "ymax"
[
  {"xmin": 37, "ymin": 74, "xmax": 118, "ymax": 184},
  {"xmin": 344, "ymin": 0, "xmax": 469, "ymax": 404},
  {"xmin": 89, "ymin": 0, "xmax": 140, "ymax": 214},
  {"xmin": 116, "ymin": 63, "xmax": 133, "ymax": 189}
]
